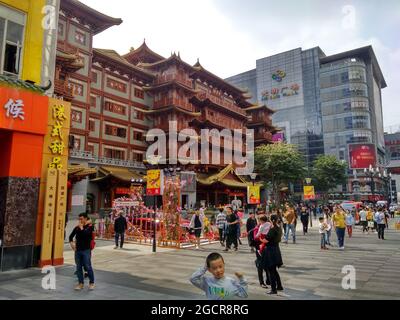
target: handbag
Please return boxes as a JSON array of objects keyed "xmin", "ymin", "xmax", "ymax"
[{"xmin": 368, "ymin": 221, "xmax": 374, "ymax": 228}]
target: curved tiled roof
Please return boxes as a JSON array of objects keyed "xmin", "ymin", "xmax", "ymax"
[{"xmin": 61, "ymin": 0, "xmax": 122, "ymax": 35}]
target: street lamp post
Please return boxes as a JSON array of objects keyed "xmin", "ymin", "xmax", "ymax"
[
  {"xmin": 380, "ymin": 170, "xmax": 392, "ymax": 206},
  {"xmin": 364, "ymin": 164, "xmax": 379, "ymax": 201},
  {"xmin": 145, "ymin": 155, "xmax": 162, "ymax": 253},
  {"xmin": 352, "ymin": 169, "xmax": 361, "ymax": 202}
]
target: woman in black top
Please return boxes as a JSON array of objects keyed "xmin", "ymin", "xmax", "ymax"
[
  {"xmin": 300, "ymin": 205, "xmax": 309, "ymax": 235},
  {"xmin": 190, "ymin": 211, "xmax": 204, "ymax": 249},
  {"xmin": 224, "ymin": 207, "xmax": 239, "ymax": 252},
  {"xmin": 261, "ymin": 215, "xmax": 284, "ymax": 294}
]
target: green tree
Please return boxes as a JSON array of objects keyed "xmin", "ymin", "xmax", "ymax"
[
  {"xmin": 311, "ymin": 155, "xmax": 348, "ymax": 201},
  {"xmin": 255, "ymin": 143, "xmax": 306, "ymax": 205}
]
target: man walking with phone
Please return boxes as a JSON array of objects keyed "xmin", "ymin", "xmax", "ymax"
[{"xmin": 69, "ymin": 213, "xmax": 95, "ymax": 291}]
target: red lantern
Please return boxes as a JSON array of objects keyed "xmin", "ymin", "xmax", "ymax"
[{"xmin": 67, "ymin": 180, "xmax": 72, "ymax": 189}]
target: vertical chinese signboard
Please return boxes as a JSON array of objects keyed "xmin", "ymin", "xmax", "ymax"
[
  {"xmin": 40, "ymin": 169, "xmax": 58, "ymax": 266},
  {"xmin": 38, "ymin": 98, "xmax": 71, "ymax": 267},
  {"xmin": 247, "ymin": 185, "xmax": 261, "ymax": 204},
  {"xmin": 53, "ymin": 169, "xmax": 68, "ymax": 265},
  {"xmin": 146, "ymin": 169, "xmax": 164, "ymax": 195},
  {"xmin": 304, "ymin": 186, "xmax": 316, "ymax": 200}
]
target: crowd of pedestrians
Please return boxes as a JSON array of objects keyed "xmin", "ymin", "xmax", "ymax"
[{"xmin": 67, "ymin": 201, "xmax": 396, "ymax": 298}]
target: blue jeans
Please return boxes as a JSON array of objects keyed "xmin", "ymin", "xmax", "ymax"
[
  {"xmin": 75, "ymin": 250, "xmax": 95, "ymax": 284},
  {"xmin": 326, "ymin": 229, "xmax": 332, "ymax": 244},
  {"xmin": 320, "ymin": 233, "xmax": 326, "ymax": 248},
  {"xmin": 335, "ymin": 227, "xmax": 346, "ymax": 248},
  {"xmin": 284, "ymin": 224, "xmax": 296, "ymax": 242}
]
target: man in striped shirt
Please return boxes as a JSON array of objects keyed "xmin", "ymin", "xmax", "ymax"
[{"xmin": 216, "ymin": 208, "xmax": 227, "ymax": 247}]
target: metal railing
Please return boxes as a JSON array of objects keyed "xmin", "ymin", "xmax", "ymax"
[
  {"xmin": 69, "ymin": 151, "xmax": 146, "ymax": 169},
  {"xmin": 69, "ymin": 150, "xmax": 94, "ymax": 160},
  {"xmin": 197, "ymin": 92, "xmax": 247, "ymax": 117},
  {"xmin": 155, "ymin": 74, "xmax": 193, "ymax": 88}
]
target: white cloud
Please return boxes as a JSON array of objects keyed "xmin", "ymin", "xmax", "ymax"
[{"xmin": 80, "ymin": 0, "xmax": 399, "ymax": 128}]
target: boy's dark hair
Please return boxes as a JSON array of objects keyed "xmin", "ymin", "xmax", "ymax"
[
  {"xmin": 319, "ymin": 216, "xmax": 324, "ymax": 221},
  {"xmin": 259, "ymin": 215, "xmax": 269, "ymax": 222},
  {"xmin": 79, "ymin": 213, "xmax": 89, "ymax": 219},
  {"xmin": 206, "ymin": 253, "xmax": 224, "ymax": 268}
]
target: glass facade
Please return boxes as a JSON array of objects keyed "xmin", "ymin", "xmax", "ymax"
[
  {"xmin": 227, "ymin": 47, "xmax": 324, "ymax": 166},
  {"xmin": 226, "ymin": 69, "xmax": 258, "ymax": 104},
  {"xmin": 320, "ymin": 58, "xmax": 373, "ymax": 163},
  {"xmin": 226, "ymin": 46, "xmax": 386, "ymax": 190}
]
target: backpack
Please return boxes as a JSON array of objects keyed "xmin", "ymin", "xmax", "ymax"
[{"xmin": 89, "ymin": 224, "xmax": 96, "ymax": 250}]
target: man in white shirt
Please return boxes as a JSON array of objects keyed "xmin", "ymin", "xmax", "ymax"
[{"xmin": 359, "ymin": 207, "xmax": 367, "ymax": 233}]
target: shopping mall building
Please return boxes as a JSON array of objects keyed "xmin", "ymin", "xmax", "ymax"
[{"xmin": 227, "ymin": 46, "xmax": 389, "ymax": 199}]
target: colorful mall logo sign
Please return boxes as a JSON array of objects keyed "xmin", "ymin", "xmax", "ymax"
[
  {"xmin": 261, "ymin": 84, "xmax": 300, "ymax": 101},
  {"xmin": 272, "ymin": 70, "xmax": 286, "ymax": 82}
]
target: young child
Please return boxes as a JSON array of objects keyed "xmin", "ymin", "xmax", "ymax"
[
  {"xmin": 345, "ymin": 211, "xmax": 355, "ymax": 238},
  {"xmin": 318, "ymin": 216, "xmax": 329, "ymax": 250},
  {"xmin": 255, "ymin": 215, "xmax": 272, "ymax": 255},
  {"xmin": 190, "ymin": 252, "xmax": 248, "ymax": 300}
]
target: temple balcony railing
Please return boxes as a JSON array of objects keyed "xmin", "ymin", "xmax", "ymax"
[
  {"xmin": 69, "ymin": 150, "xmax": 95, "ymax": 160},
  {"xmin": 155, "ymin": 74, "xmax": 193, "ymax": 88},
  {"xmin": 54, "ymin": 78, "xmax": 74, "ymax": 101},
  {"xmin": 69, "ymin": 151, "xmax": 146, "ymax": 169},
  {"xmin": 90, "ymin": 156, "xmax": 146, "ymax": 169},
  {"xmin": 153, "ymin": 97, "xmax": 195, "ymax": 111},
  {"xmin": 254, "ymin": 131, "xmax": 273, "ymax": 141},
  {"xmin": 196, "ymin": 92, "xmax": 247, "ymax": 117},
  {"xmin": 57, "ymin": 41, "xmax": 80, "ymax": 55},
  {"xmin": 248, "ymin": 115, "xmax": 273, "ymax": 127}
]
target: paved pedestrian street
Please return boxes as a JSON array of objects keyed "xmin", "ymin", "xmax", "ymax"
[{"xmin": 0, "ymin": 220, "xmax": 399, "ymax": 300}]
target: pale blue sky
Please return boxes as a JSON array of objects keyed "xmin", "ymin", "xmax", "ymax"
[{"xmin": 80, "ymin": 0, "xmax": 400, "ymax": 129}]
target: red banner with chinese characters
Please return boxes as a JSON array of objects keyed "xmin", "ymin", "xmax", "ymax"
[
  {"xmin": 0, "ymin": 86, "xmax": 48, "ymax": 135},
  {"xmin": 349, "ymin": 144, "xmax": 377, "ymax": 169}
]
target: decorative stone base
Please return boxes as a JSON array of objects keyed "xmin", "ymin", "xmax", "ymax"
[{"xmin": 0, "ymin": 177, "xmax": 40, "ymax": 271}]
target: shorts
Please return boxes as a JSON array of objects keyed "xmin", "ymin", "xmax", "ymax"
[
  {"xmin": 361, "ymin": 221, "xmax": 367, "ymax": 227},
  {"xmin": 194, "ymin": 229, "xmax": 201, "ymax": 238}
]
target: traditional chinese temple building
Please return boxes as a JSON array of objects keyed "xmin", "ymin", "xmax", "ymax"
[
  {"xmin": 123, "ymin": 43, "xmax": 276, "ymax": 207},
  {"xmin": 54, "ymin": 0, "xmax": 276, "ymax": 212}
]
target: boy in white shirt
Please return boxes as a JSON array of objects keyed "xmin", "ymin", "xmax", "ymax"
[
  {"xmin": 190, "ymin": 252, "xmax": 248, "ymax": 300},
  {"xmin": 319, "ymin": 216, "xmax": 329, "ymax": 250}
]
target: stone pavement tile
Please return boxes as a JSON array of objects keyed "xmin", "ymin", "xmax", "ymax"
[
  {"xmin": 328, "ymin": 272, "xmax": 374, "ymax": 282},
  {"xmin": 0, "ymin": 288, "xmax": 25, "ymax": 300},
  {"xmin": 352, "ymin": 292, "xmax": 400, "ymax": 300},
  {"xmin": 312, "ymin": 288, "xmax": 355, "ymax": 300},
  {"xmin": 360, "ymin": 282, "xmax": 400, "ymax": 294},
  {"xmin": 285, "ymin": 278, "xmax": 324, "ymax": 289},
  {"xmin": 369, "ymin": 276, "xmax": 400, "ymax": 284}
]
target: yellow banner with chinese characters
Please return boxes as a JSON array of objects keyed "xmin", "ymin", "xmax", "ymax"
[
  {"xmin": 37, "ymin": 98, "xmax": 71, "ymax": 266},
  {"xmin": 146, "ymin": 169, "xmax": 162, "ymax": 195},
  {"xmin": 304, "ymin": 186, "xmax": 316, "ymax": 200},
  {"xmin": 247, "ymin": 185, "xmax": 261, "ymax": 204},
  {"xmin": 39, "ymin": 169, "xmax": 58, "ymax": 267},
  {"xmin": 52, "ymin": 169, "xmax": 68, "ymax": 266}
]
